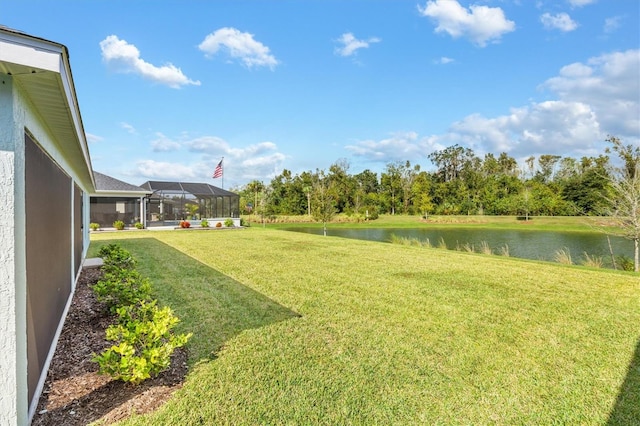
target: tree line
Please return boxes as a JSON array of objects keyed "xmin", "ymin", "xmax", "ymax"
[{"xmin": 234, "ymin": 137, "xmax": 637, "ymax": 222}]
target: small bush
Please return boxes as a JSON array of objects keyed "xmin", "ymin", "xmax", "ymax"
[
  {"xmin": 92, "ymin": 268, "xmax": 152, "ymax": 312},
  {"xmin": 224, "ymin": 218, "xmax": 234, "ymax": 227},
  {"xmin": 93, "ymin": 300, "xmax": 192, "ymax": 384},
  {"xmin": 201, "ymin": 219, "xmax": 209, "ymax": 228},
  {"xmin": 615, "ymin": 255, "xmax": 634, "ymax": 271},
  {"xmin": 90, "ymin": 223, "xmax": 100, "ymax": 231},
  {"xmin": 179, "ymin": 220, "xmax": 191, "ymax": 228},
  {"xmin": 134, "ymin": 222, "xmax": 144, "ymax": 229},
  {"xmin": 240, "ymin": 218, "xmax": 249, "ymax": 227},
  {"xmin": 498, "ymin": 244, "xmax": 510, "ymax": 257},
  {"xmin": 113, "ymin": 220, "xmax": 125, "ymax": 230},
  {"xmin": 98, "ymin": 244, "xmax": 137, "ymax": 270}
]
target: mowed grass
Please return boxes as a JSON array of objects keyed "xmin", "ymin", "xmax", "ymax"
[{"xmin": 89, "ymin": 228, "xmax": 640, "ymax": 425}]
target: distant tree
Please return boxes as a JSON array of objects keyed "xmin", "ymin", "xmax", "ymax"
[
  {"xmin": 604, "ymin": 136, "xmax": 640, "ymax": 271},
  {"xmin": 246, "ymin": 180, "xmax": 264, "ymax": 215},
  {"xmin": 381, "ymin": 162, "xmax": 403, "ymax": 215},
  {"xmin": 312, "ymin": 170, "xmax": 337, "ymax": 236}
]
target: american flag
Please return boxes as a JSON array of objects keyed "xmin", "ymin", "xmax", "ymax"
[{"xmin": 213, "ymin": 160, "xmax": 223, "ymax": 178}]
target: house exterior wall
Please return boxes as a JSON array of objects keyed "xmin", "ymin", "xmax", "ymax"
[
  {"xmin": 0, "ymin": 75, "xmax": 28, "ymax": 426},
  {"xmin": 0, "ymin": 69, "xmax": 92, "ymax": 424}
]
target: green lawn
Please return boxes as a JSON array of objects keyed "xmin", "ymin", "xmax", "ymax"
[
  {"xmin": 258, "ymin": 213, "xmax": 618, "ymax": 233},
  {"xmin": 89, "ymin": 228, "xmax": 639, "ymax": 425}
]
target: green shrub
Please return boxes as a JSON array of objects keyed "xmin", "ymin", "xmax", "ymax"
[
  {"xmin": 90, "ymin": 222, "xmax": 100, "ymax": 231},
  {"xmin": 134, "ymin": 222, "xmax": 144, "ymax": 229},
  {"xmin": 240, "ymin": 217, "xmax": 249, "ymax": 227},
  {"xmin": 93, "ymin": 300, "xmax": 192, "ymax": 384},
  {"xmin": 98, "ymin": 244, "xmax": 137, "ymax": 270},
  {"xmin": 615, "ymin": 255, "xmax": 634, "ymax": 271},
  {"xmin": 224, "ymin": 218, "xmax": 234, "ymax": 227},
  {"xmin": 201, "ymin": 219, "xmax": 209, "ymax": 228},
  {"xmin": 113, "ymin": 220, "xmax": 125, "ymax": 230},
  {"xmin": 92, "ymin": 268, "xmax": 152, "ymax": 312}
]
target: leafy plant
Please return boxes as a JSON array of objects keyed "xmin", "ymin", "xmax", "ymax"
[
  {"xmin": 98, "ymin": 244, "xmax": 137, "ymax": 271},
  {"xmin": 92, "ymin": 268, "xmax": 152, "ymax": 311},
  {"xmin": 201, "ymin": 219, "xmax": 209, "ymax": 228},
  {"xmin": 90, "ymin": 222, "xmax": 100, "ymax": 231},
  {"xmin": 113, "ymin": 220, "xmax": 125, "ymax": 230},
  {"xmin": 93, "ymin": 300, "xmax": 191, "ymax": 384},
  {"xmin": 224, "ymin": 218, "xmax": 234, "ymax": 227},
  {"xmin": 615, "ymin": 255, "xmax": 634, "ymax": 271},
  {"xmin": 134, "ymin": 222, "xmax": 144, "ymax": 229}
]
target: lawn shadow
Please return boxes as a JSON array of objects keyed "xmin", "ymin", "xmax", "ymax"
[
  {"xmin": 112, "ymin": 237, "xmax": 302, "ymax": 364},
  {"xmin": 607, "ymin": 336, "xmax": 640, "ymax": 425}
]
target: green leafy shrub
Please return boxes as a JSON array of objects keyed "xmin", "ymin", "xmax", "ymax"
[
  {"xmin": 134, "ymin": 222, "xmax": 144, "ymax": 229},
  {"xmin": 240, "ymin": 218, "xmax": 249, "ymax": 227},
  {"xmin": 615, "ymin": 255, "xmax": 634, "ymax": 271},
  {"xmin": 224, "ymin": 218, "xmax": 234, "ymax": 227},
  {"xmin": 200, "ymin": 219, "xmax": 209, "ymax": 228},
  {"xmin": 92, "ymin": 268, "xmax": 152, "ymax": 311},
  {"xmin": 93, "ymin": 300, "xmax": 192, "ymax": 384},
  {"xmin": 113, "ymin": 220, "xmax": 125, "ymax": 230},
  {"xmin": 90, "ymin": 222, "xmax": 100, "ymax": 231},
  {"xmin": 98, "ymin": 244, "xmax": 137, "ymax": 270}
]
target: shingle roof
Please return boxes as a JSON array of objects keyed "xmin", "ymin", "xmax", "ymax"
[{"xmin": 94, "ymin": 172, "xmax": 149, "ymax": 193}]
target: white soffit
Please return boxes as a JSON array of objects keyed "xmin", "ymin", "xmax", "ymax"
[{"xmin": 0, "ymin": 28, "xmax": 95, "ymax": 190}]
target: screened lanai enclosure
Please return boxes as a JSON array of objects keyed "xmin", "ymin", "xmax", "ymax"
[{"xmin": 140, "ymin": 181, "xmax": 239, "ymax": 226}]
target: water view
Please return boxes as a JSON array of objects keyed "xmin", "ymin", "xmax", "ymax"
[{"xmin": 285, "ymin": 227, "xmax": 633, "ymax": 266}]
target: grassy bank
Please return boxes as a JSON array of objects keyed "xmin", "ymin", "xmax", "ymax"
[
  {"xmin": 247, "ymin": 214, "xmax": 618, "ymax": 233},
  {"xmin": 89, "ymin": 228, "xmax": 639, "ymax": 425}
]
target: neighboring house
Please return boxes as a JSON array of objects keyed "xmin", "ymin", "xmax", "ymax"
[
  {"xmin": 0, "ymin": 27, "xmax": 94, "ymax": 425},
  {"xmin": 91, "ymin": 172, "xmax": 151, "ymax": 228},
  {"xmin": 140, "ymin": 180, "xmax": 240, "ymax": 225}
]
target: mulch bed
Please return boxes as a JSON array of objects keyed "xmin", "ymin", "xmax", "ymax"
[{"xmin": 32, "ymin": 267, "xmax": 188, "ymax": 426}]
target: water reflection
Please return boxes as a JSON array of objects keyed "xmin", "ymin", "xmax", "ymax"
[{"xmin": 284, "ymin": 227, "xmax": 633, "ymax": 266}]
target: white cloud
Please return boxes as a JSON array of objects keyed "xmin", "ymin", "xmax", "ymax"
[
  {"xmin": 150, "ymin": 133, "xmax": 181, "ymax": 152},
  {"xmin": 568, "ymin": 0, "xmax": 596, "ymax": 7},
  {"xmin": 541, "ymin": 49, "xmax": 640, "ymax": 136},
  {"xmin": 346, "ymin": 49, "xmax": 638, "ymax": 164},
  {"xmin": 418, "ymin": 0, "xmax": 515, "ymax": 47},
  {"xmin": 435, "ymin": 56, "xmax": 455, "ymax": 64},
  {"xmin": 345, "ymin": 131, "xmax": 445, "ymax": 162},
  {"xmin": 135, "ymin": 160, "xmax": 200, "ymax": 180},
  {"xmin": 100, "ymin": 35, "xmax": 201, "ymax": 89},
  {"xmin": 449, "ymin": 101, "xmax": 601, "ymax": 157},
  {"xmin": 86, "ymin": 133, "xmax": 103, "ymax": 144},
  {"xmin": 198, "ymin": 27, "xmax": 278, "ymax": 69},
  {"xmin": 120, "ymin": 122, "xmax": 137, "ymax": 134},
  {"xmin": 132, "ymin": 134, "xmax": 286, "ymax": 184},
  {"xmin": 334, "ymin": 33, "xmax": 381, "ymax": 57},
  {"xmin": 604, "ymin": 16, "xmax": 622, "ymax": 34},
  {"xmin": 540, "ymin": 12, "xmax": 578, "ymax": 32}
]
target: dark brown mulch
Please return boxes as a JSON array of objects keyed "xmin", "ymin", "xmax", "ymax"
[{"xmin": 32, "ymin": 268, "xmax": 188, "ymax": 426}]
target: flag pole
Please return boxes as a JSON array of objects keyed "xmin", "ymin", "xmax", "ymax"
[{"xmin": 221, "ymin": 157, "xmax": 224, "ymax": 190}]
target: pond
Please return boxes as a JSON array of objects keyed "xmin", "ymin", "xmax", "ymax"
[{"xmin": 284, "ymin": 226, "xmax": 633, "ymax": 267}]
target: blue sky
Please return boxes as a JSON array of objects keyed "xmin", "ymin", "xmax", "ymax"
[{"xmin": 3, "ymin": 0, "xmax": 638, "ymax": 188}]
